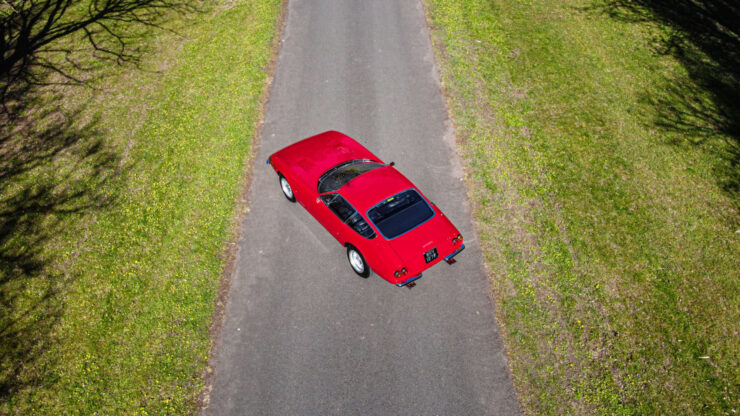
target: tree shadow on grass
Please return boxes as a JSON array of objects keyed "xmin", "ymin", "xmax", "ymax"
[
  {"xmin": 0, "ymin": 0, "xmax": 196, "ymax": 110},
  {"xmin": 589, "ymin": 0, "xmax": 740, "ymax": 207},
  {"xmin": 0, "ymin": 93, "xmax": 119, "ymax": 404}
]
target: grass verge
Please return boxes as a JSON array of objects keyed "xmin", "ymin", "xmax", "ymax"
[
  {"xmin": 424, "ymin": 0, "xmax": 739, "ymax": 414},
  {"xmin": 0, "ymin": 0, "xmax": 282, "ymax": 413}
]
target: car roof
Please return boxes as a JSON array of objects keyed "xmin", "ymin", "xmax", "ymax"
[{"xmin": 338, "ymin": 166, "xmax": 418, "ymax": 213}]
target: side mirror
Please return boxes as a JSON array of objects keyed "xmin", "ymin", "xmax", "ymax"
[{"xmin": 388, "ymin": 161, "xmax": 395, "ymax": 167}]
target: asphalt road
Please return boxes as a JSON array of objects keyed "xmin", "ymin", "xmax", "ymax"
[{"xmin": 205, "ymin": 1, "xmax": 520, "ymax": 414}]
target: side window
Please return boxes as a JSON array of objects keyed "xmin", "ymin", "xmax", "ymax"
[{"xmin": 320, "ymin": 194, "xmax": 376, "ymax": 239}]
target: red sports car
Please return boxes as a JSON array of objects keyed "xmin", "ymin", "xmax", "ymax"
[{"xmin": 267, "ymin": 131, "xmax": 464, "ymax": 287}]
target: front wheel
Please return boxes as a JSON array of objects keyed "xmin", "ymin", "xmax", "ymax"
[
  {"xmin": 346, "ymin": 245, "xmax": 370, "ymax": 278},
  {"xmin": 278, "ymin": 173, "xmax": 296, "ymax": 202}
]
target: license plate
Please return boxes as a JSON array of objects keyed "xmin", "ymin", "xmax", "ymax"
[{"xmin": 424, "ymin": 247, "xmax": 438, "ymax": 263}]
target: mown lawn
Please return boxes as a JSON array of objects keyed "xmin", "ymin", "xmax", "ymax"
[
  {"xmin": 0, "ymin": 0, "xmax": 282, "ymax": 413},
  {"xmin": 424, "ymin": 0, "xmax": 738, "ymax": 414}
]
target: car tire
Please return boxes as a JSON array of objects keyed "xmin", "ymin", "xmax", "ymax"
[
  {"xmin": 346, "ymin": 244, "xmax": 370, "ymax": 278},
  {"xmin": 278, "ymin": 173, "xmax": 296, "ymax": 202}
]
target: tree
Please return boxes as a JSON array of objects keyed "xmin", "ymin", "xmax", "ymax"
[{"xmin": 0, "ymin": 0, "xmax": 188, "ymax": 106}]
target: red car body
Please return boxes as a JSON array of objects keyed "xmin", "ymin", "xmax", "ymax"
[{"xmin": 268, "ymin": 131, "xmax": 464, "ymax": 287}]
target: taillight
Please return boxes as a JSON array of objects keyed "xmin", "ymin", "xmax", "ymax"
[
  {"xmin": 452, "ymin": 234, "xmax": 463, "ymax": 244},
  {"xmin": 401, "ymin": 268, "xmax": 408, "ymax": 275},
  {"xmin": 394, "ymin": 270, "xmax": 401, "ymax": 278}
]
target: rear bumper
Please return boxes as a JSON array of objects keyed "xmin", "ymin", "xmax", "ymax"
[
  {"xmin": 395, "ymin": 273, "xmax": 423, "ymax": 287},
  {"xmin": 445, "ymin": 243, "xmax": 465, "ymax": 261},
  {"xmin": 392, "ymin": 244, "xmax": 464, "ymax": 287}
]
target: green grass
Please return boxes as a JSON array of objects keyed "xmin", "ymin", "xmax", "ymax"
[
  {"xmin": 424, "ymin": 0, "xmax": 739, "ymax": 414},
  {"xmin": 0, "ymin": 0, "xmax": 282, "ymax": 413}
]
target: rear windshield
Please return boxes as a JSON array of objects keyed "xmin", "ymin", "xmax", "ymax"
[
  {"xmin": 317, "ymin": 159, "xmax": 384, "ymax": 194},
  {"xmin": 367, "ymin": 189, "xmax": 434, "ymax": 239}
]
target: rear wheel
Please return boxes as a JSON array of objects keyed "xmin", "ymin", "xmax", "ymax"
[
  {"xmin": 346, "ymin": 245, "xmax": 370, "ymax": 278},
  {"xmin": 278, "ymin": 173, "xmax": 296, "ymax": 202}
]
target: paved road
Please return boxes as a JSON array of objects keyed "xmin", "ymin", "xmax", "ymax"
[{"xmin": 205, "ymin": 1, "xmax": 520, "ymax": 414}]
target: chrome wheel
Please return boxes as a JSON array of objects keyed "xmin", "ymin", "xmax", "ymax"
[
  {"xmin": 346, "ymin": 245, "xmax": 369, "ymax": 278},
  {"xmin": 349, "ymin": 249, "xmax": 364, "ymax": 274},
  {"xmin": 280, "ymin": 177, "xmax": 293, "ymax": 199},
  {"xmin": 278, "ymin": 174, "xmax": 295, "ymax": 202}
]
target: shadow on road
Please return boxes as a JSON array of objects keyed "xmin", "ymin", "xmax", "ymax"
[
  {"xmin": 591, "ymin": 0, "xmax": 739, "ymax": 205},
  {"xmin": 0, "ymin": 92, "xmax": 119, "ymax": 402}
]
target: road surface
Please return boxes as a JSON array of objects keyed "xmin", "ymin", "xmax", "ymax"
[{"xmin": 205, "ymin": 1, "xmax": 520, "ymax": 414}]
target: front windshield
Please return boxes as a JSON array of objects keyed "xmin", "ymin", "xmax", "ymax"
[
  {"xmin": 317, "ymin": 159, "xmax": 384, "ymax": 194},
  {"xmin": 367, "ymin": 189, "xmax": 434, "ymax": 239}
]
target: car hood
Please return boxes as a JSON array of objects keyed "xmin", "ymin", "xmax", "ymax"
[{"xmin": 270, "ymin": 131, "xmax": 381, "ymax": 187}]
